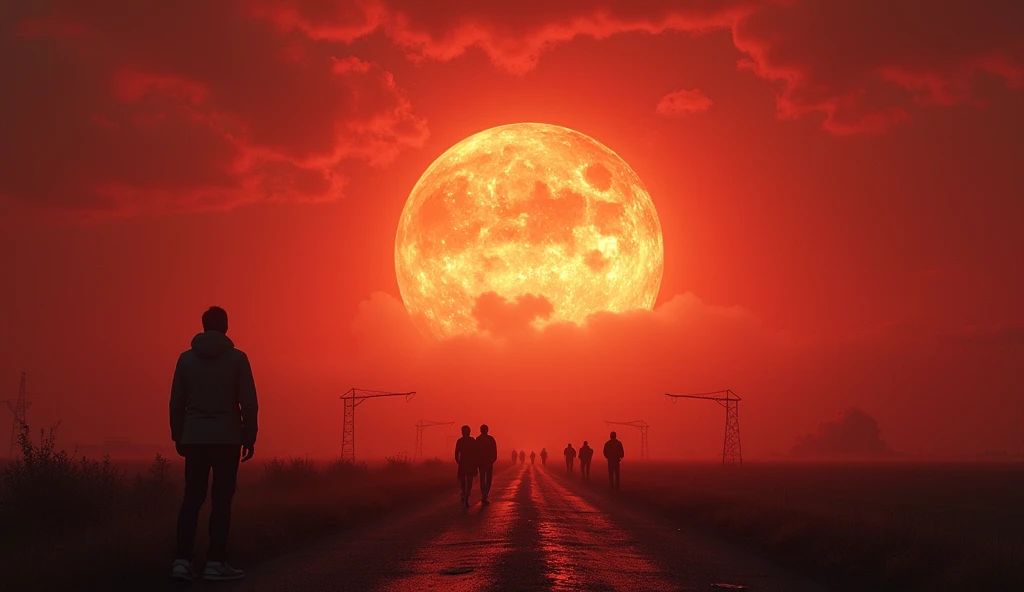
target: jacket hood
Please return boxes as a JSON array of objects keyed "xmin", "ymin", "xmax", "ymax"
[{"xmin": 191, "ymin": 330, "xmax": 234, "ymax": 359}]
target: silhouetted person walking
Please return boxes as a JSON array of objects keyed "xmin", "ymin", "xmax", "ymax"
[
  {"xmin": 476, "ymin": 424, "xmax": 497, "ymax": 505},
  {"xmin": 578, "ymin": 441, "xmax": 594, "ymax": 481},
  {"xmin": 563, "ymin": 443, "xmax": 577, "ymax": 475},
  {"xmin": 511, "ymin": 449, "xmax": 518, "ymax": 465},
  {"xmin": 603, "ymin": 431, "xmax": 624, "ymax": 491},
  {"xmin": 540, "ymin": 448, "xmax": 548, "ymax": 466},
  {"xmin": 170, "ymin": 306, "xmax": 257, "ymax": 582},
  {"xmin": 519, "ymin": 450, "xmax": 526, "ymax": 465},
  {"xmin": 530, "ymin": 451, "xmax": 536, "ymax": 464},
  {"xmin": 455, "ymin": 425, "xmax": 477, "ymax": 506}
]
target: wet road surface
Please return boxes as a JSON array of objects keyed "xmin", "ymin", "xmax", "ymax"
[{"xmin": 209, "ymin": 464, "xmax": 832, "ymax": 591}]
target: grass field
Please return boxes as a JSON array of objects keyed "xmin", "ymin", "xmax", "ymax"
[
  {"xmin": 0, "ymin": 427, "xmax": 454, "ymax": 591},
  {"xmin": 569, "ymin": 461, "xmax": 1024, "ymax": 591},
  {"xmin": 5, "ymin": 425, "xmax": 1023, "ymax": 592}
]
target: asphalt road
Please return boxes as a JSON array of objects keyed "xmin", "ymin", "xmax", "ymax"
[{"xmin": 201, "ymin": 464, "xmax": 832, "ymax": 591}]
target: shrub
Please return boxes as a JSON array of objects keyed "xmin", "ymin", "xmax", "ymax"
[
  {"xmin": 133, "ymin": 453, "xmax": 175, "ymax": 508},
  {"xmin": 324, "ymin": 457, "xmax": 368, "ymax": 478},
  {"xmin": 383, "ymin": 455, "xmax": 412, "ymax": 473},
  {"xmin": 263, "ymin": 455, "xmax": 319, "ymax": 486},
  {"xmin": 0, "ymin": 423, "xmax": 125, "ymax": 532}
]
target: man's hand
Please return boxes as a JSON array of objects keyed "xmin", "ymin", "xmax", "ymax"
[
  {"xmin": 175, "ymin": 442, "xmax": 186, "ymax": 458},
  {"xmin": 241, "ymin": 444, "xmax": 255, "ymax": 463}
]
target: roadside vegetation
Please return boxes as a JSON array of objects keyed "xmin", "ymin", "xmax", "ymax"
[
  {"xmin": 567, "ymin": 461, "xmax": 1024, "ymax": 591},
  {"xmin": 0, "ymin": 424, "xmax": 452, "ymax": 591}
]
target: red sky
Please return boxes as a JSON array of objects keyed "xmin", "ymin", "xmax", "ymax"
[{"xmin": 1, "ymin": 0, "xmax": 1022, "ymax": 461}]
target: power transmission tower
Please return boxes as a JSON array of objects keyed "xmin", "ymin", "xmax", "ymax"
[
  {"xmin": 665, "ymin": 389, "xmax": 742, "ymax": 464},
  {"xmin": 4, "ymin": 372, "xmax": 31, "ymax": 458},
  {"xmin": 340, "ymin": 388, "xmax": 415, "ymax": 463},
  {"xmin": 605, "ymin": 420, "xmax": 650, "ymax": 460},
  {"xmin": 414, "ymin": 420, "xmax": 453, "ymax": 461}
]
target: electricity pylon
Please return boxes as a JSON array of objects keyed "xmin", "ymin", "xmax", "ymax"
[
  {"xmin": 340, "ymin": 388, "xmax": 415, "ymax": 463},
  {"xmin": 414, "ymin": 420, "xmax": 453, "ymax": 461},
  {"xmin": 605, "ymin": 420, "xmax": 650, "ymax": 460},
  {"xmin": 665, "ymin": 389, "xmax": 742, "ymax": 464},
  {"xmin": 4, "ymin": 372, "xmax": 30, "ymax": 458}
]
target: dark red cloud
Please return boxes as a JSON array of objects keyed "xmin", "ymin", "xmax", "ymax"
[
  {"xmin": 270, "ymin": 0, "xmax": 1023, "ymax": 133},
  {"xmin": 791, "ymin": 408, "xmax": 895, "ymax": 459},
  {"xmin": 247, "ymin": 0, "xmax": 385, "ymax": 43},
  {"xmin": 732, "ymin": 0, "xmax": 1024, "ymax": 134},
  {"xmin": 6, "ymin": 1, "xmax": 1022, "ymax": 219},
  {"xmin": 0, "ymin": 1, "xmax": 427, "ymax": 218},
  {"xmin": 261, "ymin": 0, "xmax": 753, "ymax": 74},
  {"xmin": 656, "ymin": 89, "xmax": 714, "ymax": 116}
]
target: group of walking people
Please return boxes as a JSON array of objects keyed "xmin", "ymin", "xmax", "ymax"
[
  {"xmin": 509, "ymin": 448, "xmax": 549, "ymax": 465},
  {"xmin": 561, "ymin": 432, "xmax": 625, "ymax": 490},
  {"xmin": 508, "ymin": 431, "xmax": 626, "ymax": 491}
]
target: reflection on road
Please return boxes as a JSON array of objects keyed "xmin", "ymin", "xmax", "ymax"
[
  {"xmin": 377, "ymin": 470, "xmax": 523, "ymax": 591},
  {"xmin": 377, "ymin": 465, "xmax": 673, "ymax": 591},
  {"xmin": 531, "ymin": 466, "xmax": 674, "ymax": 591}
]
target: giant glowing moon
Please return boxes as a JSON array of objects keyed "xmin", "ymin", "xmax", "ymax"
[{"xmin": 395, "ymin": 123, "xmax": 663, "ymax": 339}]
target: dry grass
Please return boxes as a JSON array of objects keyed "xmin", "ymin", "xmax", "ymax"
[
  {"xmin": 595, "ymin": 462, "xmax": 1024, "ymax": 591},
  {"xmin": 0, "ymin": 425, "xmax": 453, "ymax": 591}
]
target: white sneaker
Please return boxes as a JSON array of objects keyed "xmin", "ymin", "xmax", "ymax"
[
  {"xmin": 203, "ymin": 561, "xmax": 244, "ymax": 581},
  {"xmin": 170, "ymin": 559, "xmax": 196, "ymax": 581}
]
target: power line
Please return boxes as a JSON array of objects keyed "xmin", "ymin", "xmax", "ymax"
[
  {"xmin": 414, "ymin": 420, "xmax": 453, "ymax": 461},
  {"xmin": 4, "ymin": 372, "xmax": 31, "ymax": 458},
  {"xmin": 665, "ymin": 389, "xmax": 742, "ymax": 464},
  {"xmin": 339, "ymin": 388, "xmax": 415, "ymax": 463}
]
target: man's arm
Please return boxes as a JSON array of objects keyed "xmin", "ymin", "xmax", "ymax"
[
  {"xmin": 454, "ymin": 440, "xmax": 462, "ymax": 464},
  {"xmin": 238, "ymin": 353, "xmax": 259, "ymax": 458},
  {"xmin": 169, "ymin": 357, "xmax": 187, "ymax": 445}
]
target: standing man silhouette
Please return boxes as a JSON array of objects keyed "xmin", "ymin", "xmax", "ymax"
[
  {"xmin": 603, "ymin": 431, "xmax": 625, "ymax": 491},
  {"xmin": 519, "ymin": 450, "xmax": 526, "ymax": 465},
  {"xmin": 563, "ymin": 442, "xmax": 577, "ymax": 475},
  {"xmin": 529, "ymin": 451, "xmax": 536, "ymax": 464},
  {"xmin": 170, "ymin": 306, "xmax": 258, "ymax": 582},
  {"xmin": 578, "ymin": 441, "xmax": 594, "ymax": 481},
  {"xmin": 540, "ymin": 448, "xmax": 548, "ymax": 466},
  {"xmin": 511, "ymin": 449, "xmax": 518, "ymax": 465},
  {"xmin": 476, "ymin": 424, "xmax": 497, "ymax": 505},
  {"xmin": 455, "ymin": 425, "xmax": 477, "ymax": 506}
]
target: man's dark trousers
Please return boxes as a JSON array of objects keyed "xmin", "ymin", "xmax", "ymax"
[
  {"xmin": 608, "ymin": 460, "xmax": 620, "ymax": 491},
  {"xmin": 479, "ymin": 463, "xmax": 494, "ymax": 499},
  {"xmin": 176, "ymin": 444, "xmax": 240, "ymax": 561}
]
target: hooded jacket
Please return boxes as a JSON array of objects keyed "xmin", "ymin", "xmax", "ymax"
[{"xmin": 170, "ymin": 331, "xmax": 259, "ymax": 446}]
